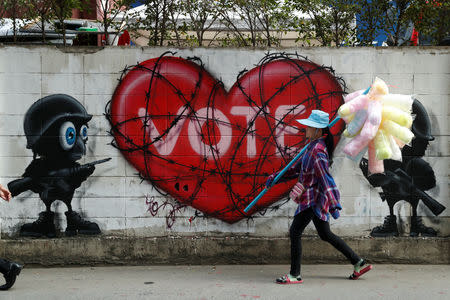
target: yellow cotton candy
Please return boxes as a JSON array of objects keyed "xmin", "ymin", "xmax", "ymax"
[
  {"xmin": 343, "ymin": 129, "xmax": 352, "ymax": 138},
  {"xmin": 382, "ymin": 120, "xmax": 414, "ymax": 144},
  {"xmin": 339, "ymin": 105, "xmax": 351, "ymax": 117},
  {"xmin": 381, "ymin": 94, "xmax": 413, "ymax": 112},
  {"xmin": 389, "ymin": 134, "xmax": 402, "ymax": 161},
  {"xmin": 370, "ymin": 77, "xmax": 389, "ymax": 97},
  {"xmin": 382, "ymin": 105, "xmax": 413, "ymax": 128},
  {"xmin": 343, "ymin": 113, "xmax": 355, "ymax": 124},
  {"xmin": 370, "ymin": 94, "xmax": 384, "ymax": 102},
  {"xmin": 373, "ymin": 129, "xmax": 392, "ymax": 160},
  {"xmin": 393, "ymin": 136, "xmax": 406, "ymax": 148}
]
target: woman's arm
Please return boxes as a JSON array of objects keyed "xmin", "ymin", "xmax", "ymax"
[{"xmin": 266, "ymin": 159, "xmax": 301, "ymax": 187}]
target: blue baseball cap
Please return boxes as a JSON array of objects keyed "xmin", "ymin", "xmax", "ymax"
[{"xmin": 296, "ymin": 110, "xmax": 329, "ymax": 128}]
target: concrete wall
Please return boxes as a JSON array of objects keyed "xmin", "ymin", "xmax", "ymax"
[{"xmin": 0, "ymin": 46, "xmax": 448, "ymax": 238}]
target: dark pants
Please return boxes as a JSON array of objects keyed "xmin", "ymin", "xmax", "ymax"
[{"xmin": 290, "ymin": 207, "xmax": 361, "ymax": 277}]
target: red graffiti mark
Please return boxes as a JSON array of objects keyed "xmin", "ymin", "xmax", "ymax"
[{"xmin": 109, "ymin": 53, "xmax": 344, "ymax": 223}]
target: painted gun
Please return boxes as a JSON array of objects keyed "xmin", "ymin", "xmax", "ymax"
[
  {"xmin": 385, "ymin": 169, "xmax": 446, "ymax": 216},
  {"xmin": 47, "ymin": 157, "xmax": 112, "ymax": 177},
  {"xmin": 8, "ymin": 158, "xmax": 112, "ymax": 197}
]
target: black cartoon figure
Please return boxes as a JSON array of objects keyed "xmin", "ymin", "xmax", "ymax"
[
  {"xmin": 8, "ymin": 94, "xmax": 110, "ymax": 237},
  {"xmin": 360, "ymin": 99, "xmax": 445, "ymax": 237}
]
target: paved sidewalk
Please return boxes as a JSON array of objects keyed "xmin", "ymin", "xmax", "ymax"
[{"xmin": 0, "ymin": 265, "xmax": 448, "ymax": 300}]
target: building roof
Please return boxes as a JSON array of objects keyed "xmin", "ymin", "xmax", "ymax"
[{"xmin": 0, "ymin": 18, "xmax": 118, "ymax": 44}]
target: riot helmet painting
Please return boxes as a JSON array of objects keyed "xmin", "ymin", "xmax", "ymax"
[{"xmin": 8, "ymin": 94, "xmax": 109, "ymax": 237}]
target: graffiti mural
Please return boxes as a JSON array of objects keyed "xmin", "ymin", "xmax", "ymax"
[
  {"xmin": 360, "ymin": 99, "xmax": 445, "ymax": 237},
  {"xmin": 106, "ymin": 52, "xmax": 346, "ymax": 224},
  {"xmin": 8, "ymin": 94, "xmax": 110, "ymax": 237}
]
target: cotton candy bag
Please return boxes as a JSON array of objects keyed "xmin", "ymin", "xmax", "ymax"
[{"xmin": 338, "ymin": 77, "xmax": 415, "ymax": 174}]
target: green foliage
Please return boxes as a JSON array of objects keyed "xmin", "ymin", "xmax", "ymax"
[
  {"xmin": 182, "ymin": 0, "xmax": 221, "ymax": 46},
  {"xmin": 1, "ymin": 0, "xmax": 447, "ymax": 46},
  {"xmin": 288, "ymin": 0, "xmax": 359, "ymax": 47},
  {"xmin": 25, "ymin": 0, "xmax": 54, "ymax": 42},
  {"xmin": 51, "ymin": 0, "xmax": 85, "ymax": 21},
  {"xmin": 98, "ymin": 0, "xmax": 134, "ymax": 45},
  {"xmin": 382, "ymin": 0, "xmax": 414, "ymax": 46},
  {"xmin": 50, "ymin": 0, "xmax": 89, "ymax": 46},
  {"xmin": 360, "ymin": 0, "xmax": 449, "ymax": 46},
  {"xmin": 1, "ymin": 0, "xmax": 30, "ymax": 42},
  {"xmin": 127, "ymin": 0, "xmax": 175, "ymax": 46},
  {"xmin": 218, "ymin": 0, "xmax": 287, "ymax": 47},
  {"xmin": 355, "ymin": 0, "xmax": 390, "ymax": 45},
  {"xmin": 165, "ymin": 0, "xmax": 188, "ymax": 46},
  {"xmin": 406, "ymin": 0, "xmax": 449, "ymax": 45}
]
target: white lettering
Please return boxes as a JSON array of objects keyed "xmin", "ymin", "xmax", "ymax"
[
  {"xmin": 230, "ymin": 106, "xmax": 270, "ymax": 157},
  {"xmin": 138, "ymin": 104, "xmax": 304, "ymax": 158},
  {"xmin": 188, "ymin": 108, "xmax": 232, "ymax": 158},
  {"xmin": 138, "ymin": 106, "xmax": 189, "ymax": 155}
]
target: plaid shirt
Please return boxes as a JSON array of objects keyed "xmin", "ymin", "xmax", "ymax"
[{"xmin": 279, "ymin": 138, "xmax": 342, "ymax": 221}]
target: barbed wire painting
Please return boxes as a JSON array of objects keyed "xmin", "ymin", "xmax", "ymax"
[{"xmin": 106, "ymin": 52, "xmax": 346, "ymax": 224}]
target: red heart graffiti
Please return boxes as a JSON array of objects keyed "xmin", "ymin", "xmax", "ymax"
[{"xmin": 109, "ymin": 54, "xmax": 344, "ymax": 223}]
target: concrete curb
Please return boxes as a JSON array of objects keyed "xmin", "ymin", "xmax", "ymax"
[{"xmin": 1, "ymin": 236, "xmax": 448, "ymax": 266}]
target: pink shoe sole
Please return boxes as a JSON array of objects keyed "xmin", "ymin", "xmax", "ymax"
[
  {"xmin": 276, "ymin": 280, "xmax": 304, "ymax": 285},
  {"xmin": 349, "ymin": 264, "xmax": 372, "ymax": 280},
  {"xmin": 276, "ymin": 275, "xmax": 304, "ymax": 284}
]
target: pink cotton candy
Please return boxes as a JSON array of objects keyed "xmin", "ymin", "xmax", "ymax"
[
  {"xmin": 338, "ymin": 94, "xmax": 369, "ymax": 117},
  {"xmin": 368, "ymin": 141, "xmax": 384, "ymax": 174},
  {"xmin": 348, "ymin": 147, "xmax": 367, "ymax": 163},
  {"xmin": 344, "ymin": 89, "xmax": 364, "ymax": 103},
  {"xmin": 366, "ymin": 100, "xmax": 382, "ymax": 127},
  {"xmin": 343, "ymin": 100, "xmax": 382, "ymax": 157},
  {"xmin": 343, "ymin": 134, "xmax": 370, "ymax": 157}
]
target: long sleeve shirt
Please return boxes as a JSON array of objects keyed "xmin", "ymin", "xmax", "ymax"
[{"xmin": 278, "ymin": 138, "xmax": 342, "ymax": 221}]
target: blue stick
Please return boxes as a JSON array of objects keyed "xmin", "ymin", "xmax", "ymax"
[
  {"xmin": 243, "ymin": 116, "xmax": 340, "ymax": 213},
  {"xmin": 244, "ymin": 87, "xmax": 370, "ymax": 213}
]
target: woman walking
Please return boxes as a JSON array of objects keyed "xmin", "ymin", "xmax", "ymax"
[{"xmin": 266, "ymin": 110, "xmax": 372, "ymax": 284}]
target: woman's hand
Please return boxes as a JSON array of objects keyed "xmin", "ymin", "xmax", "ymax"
[
  {"xmin": 289, "ymin": 182, "xmax": 305, "ymax": 203},
  {"xmin": 265, "ymin": 174, "xmax": 276, "ymax": 188},
  {"xmin": 0, "ymin": 184, "xmax": 12, "ymax": 202}
]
